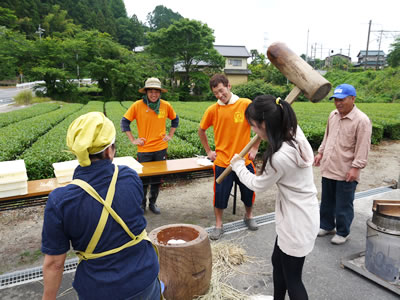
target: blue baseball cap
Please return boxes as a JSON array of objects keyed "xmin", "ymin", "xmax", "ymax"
[{"xmin": 329, "ymin": 84, "xmax": 356, "ymax": 100}]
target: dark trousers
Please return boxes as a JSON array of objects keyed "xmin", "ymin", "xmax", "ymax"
[
  {"xmin": 126, "ymin": 277, "xmax": 161, "ymax": 300},
  {"xmin": 272, "ymin": 238, "xmax": 308, "ymax": 300},
  {"xmin": 137, "ymin": 149, "xmax": 167, "ymax": 205},
  {"xmin": 320, "ymin": 177, "xmax": 358, "ymax": 237},
  {"xmin": 214, "ymin": 163, "xmax": 255, "ymax": 209}
]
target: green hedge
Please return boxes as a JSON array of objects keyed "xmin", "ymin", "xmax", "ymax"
[
  {"xmin": 0, "ymin": 103, "xmax": 83, "ymax": 162},
  {"xmin": 20, "ymin": 101, "xmax": 103, "ymax": 180},
  {"xmin": 0, "ymin": 103, "xmax": 60, "ymax": 128},
  {"xmin": 104, "ymin": 101, "xmax": 138, "ymax": 158},
  {"xmin": 1, "ymin": 101, "xmax": 399, "ymax": 179}
]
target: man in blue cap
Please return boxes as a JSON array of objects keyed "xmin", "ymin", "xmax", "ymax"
[{"xmin": 314, "ymin": 84, "xmax": 372, "ymax": 245}]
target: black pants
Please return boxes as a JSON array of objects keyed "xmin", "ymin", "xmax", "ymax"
[
  {"xmin": 137, "ymin": 149, "xmax": 167, "ymax": 205},
  {"xmin": 271, "ymin": 238, "xmax": 308, "ymax": 300}
]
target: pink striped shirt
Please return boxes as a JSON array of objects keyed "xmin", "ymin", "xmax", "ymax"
[{"xmin": 318, "ymin": 105, "xmax": 372, "ymax": 182}]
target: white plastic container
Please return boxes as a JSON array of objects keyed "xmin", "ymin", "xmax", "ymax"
[
  {"xmin": 52, "ymin": 157, "xmax": 143, "ymax": 184},
  {"xmin": 52, "ymin": 160, "xmax": 79, "ymax": 184},
  {"xmin": 0, "ymin": 160, "xmax": 28, "ymax": 197},
  {"xmin": 113, "ymin": 157, "xmax": 143, "ymax": 174}
]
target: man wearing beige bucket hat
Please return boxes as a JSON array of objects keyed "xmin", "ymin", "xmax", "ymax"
[{"xmin": 121, "ymin": 78, "xmax": 179, "ymax": 214}]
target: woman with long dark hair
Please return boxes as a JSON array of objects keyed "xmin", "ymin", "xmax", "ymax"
[{"xmin": 231, "ymin": 95, "xmax": 319, "ymax": 300}]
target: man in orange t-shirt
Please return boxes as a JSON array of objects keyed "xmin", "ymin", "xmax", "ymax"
[
  {"xmin": 121, "ymin": 78, "xmax": 179, "ymax": 214},
  {"xmin": 198, "ymin": 74, "xmax": 260, "ymax": 240}
]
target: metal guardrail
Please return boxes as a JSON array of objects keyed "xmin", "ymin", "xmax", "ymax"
[
  {"xmin": 0, "ymin": 195, "xmax": 48, "ymax": 212},
  {"xmin": 16, "ymin": 79, "xmax": 96, "ymax": 89}
]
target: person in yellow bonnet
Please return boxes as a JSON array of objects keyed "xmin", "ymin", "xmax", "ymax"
[{"xmin": 41, "ymin": 112, "xmax": 161, "ymax": 300}]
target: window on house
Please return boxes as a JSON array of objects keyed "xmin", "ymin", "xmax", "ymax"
[{"xmin": 229, "ymin": 59, "xmax": 242, "ymax": 67}]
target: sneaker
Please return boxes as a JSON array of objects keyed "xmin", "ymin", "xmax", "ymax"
[
  {"xmin": 318, "ymin": 228, "xmax": 336, "ymax": 237},
  {"xmin": 149, "ymin": 203, "xmax": 161, "ymax": 214},
  {"xmin": 209, "ymin": 226, "xmax": 224, "ymax": 240},
  {"xmin": 331, "ymin": 234, "xmax": 348, "ymax": 245},
  {"xmin": 244, "ymin": 217, "xmax": 259, "ymax": 231}
]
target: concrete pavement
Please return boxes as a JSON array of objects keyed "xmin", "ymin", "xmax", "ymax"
[{"xmin": 0, "ymin": 188, "xmax": 399, "ymax": 299}]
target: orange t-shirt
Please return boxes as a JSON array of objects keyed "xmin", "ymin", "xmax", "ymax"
[
  {"xmin": 200, "ymin": 98, "xmax": 252, "ymax": 168},
  {"xmin": 124, "ymin": 99, "xmax": 177, "ymax": 153}
]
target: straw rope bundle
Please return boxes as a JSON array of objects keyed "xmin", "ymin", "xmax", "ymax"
[{"xmin": 193, "ymin": 239, "xmax": 261, "ymax": 300}]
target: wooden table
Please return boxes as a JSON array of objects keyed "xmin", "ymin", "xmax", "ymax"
[
  {"xmin": 140, "ymin": 157, "xmax": 213, "ymax": 177},
  {"xmin": 0, "ymin": 158, "xmax": 213, "ymax": 204}
]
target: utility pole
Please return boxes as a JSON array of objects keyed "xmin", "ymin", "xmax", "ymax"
[
  {"xmin": 364, "ymin": 20, "xmax": 372, "ymax": 70},
  {"xmin": 371, "ymin": 29, "xmax": 400, "ymax": 69},
  {"xmin": 76, "ymin": 53, "xmax": 80, "ymax": 88},
  {"xmin": 306, "ymin": 29, "xmax": 309, "ymax": 62},
  {"xmin": 328, "ymin": 49, "xmax": 331, "ymax": 68},
  {"xmin": 376, "ymin": 30, "xmax": 383, "ymax": 70},
  {"xmin": 314, "ymin": 42, "xmax": 317, "ymax": 60},
  {"xmin": 35, "ymin": 24, "xmax": 45, "ymax": 41},
  {"xmin": 320, "ymin": 44, "xmax": 323, "ymax": 59}
]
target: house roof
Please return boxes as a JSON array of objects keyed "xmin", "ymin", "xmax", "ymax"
[
  {"xmin": 133, "ymin": 44, "xmax": 252, "ymax": 58},
  {"xmin": 357, "ymin": 50, "xmax": 385, "ymax": 57},
  {"xmin": 354, "ymin": 60, "xmax": 386, "ymax": 67},
  {"xmin": 328, "ymin": 53, "xmax": 351, "ymax": 60},
  {"xmin": 224, "ymin": 69, "xmax": 252, "ymax": 75},
  {"xmin": 174, "ymin": 61, "xmax": 210, "ymax": 72},
  {"xmin": 214, "ymin": 45, "xmax": 250, "ymax": 57}
]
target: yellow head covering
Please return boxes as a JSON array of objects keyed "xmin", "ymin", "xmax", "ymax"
[{"xmin": 67, "ymin": 112, "xmax": 116, "ymax": 167}]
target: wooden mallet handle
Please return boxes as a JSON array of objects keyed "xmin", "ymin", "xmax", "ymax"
[
  {"xmin": 215, "ymin": 134, "xmax": 261, "ymax": 184},
  {"xmin": 215, "ymin": 86, "xmax": 302, "ymax": 184}
]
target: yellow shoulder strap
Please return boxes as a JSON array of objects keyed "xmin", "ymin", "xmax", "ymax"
[
  {"xmin": 72, "ymin": 166, "xmax": 120, "ymax": 254},
  {"xmin": 71, "ymin": 166, "xmax": 151, "ymax": 260}
]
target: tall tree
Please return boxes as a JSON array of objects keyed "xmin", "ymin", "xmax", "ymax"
[
  {"xmin": 0, "ymin": 0, "xmax": 139, "ymax": 45},
  {"xmin": 387, "ymin": 37, "xmax": 400, "ymax": 68},
  {"xmin": 0, "ymin": 7, "xmax": 17, "ymax": 29},
  {"xmin": 146, "ymin": 5, "xmax": 183, "ymax": 32},
  {"xmin": 115, "ymin": 14, "xmax": 145, "ymax": 49},
  {"xmin": 109, "ymin": 0, "xmax": 127, "ymax": 19},
  {"xmin": 147, "ymin": 18, "xmax": 224, "ymax": 88},
  {"xmin": 0, "ymin": 26, "xmax": 32, "ymax": 80},
  {"xmin": 42, "ymin": 5, "xmax": 80, "ymax": 38},
  {"xmin": 250, "ymin": 49, "xmax": 266, "ymax": 65}
]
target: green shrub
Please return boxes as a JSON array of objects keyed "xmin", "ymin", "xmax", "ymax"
[
  {"xmin": 0, "ymin": 103, "xmax": 82, "ymax": 162},
  {"xmin": 373, "ymin": 117, "xmax": 400, "ymax": 140},
  {"xmin": 14, "ymin": 90, "xmax": 33, "ymax": 105},
  {"xmin": 32, "ymin": 97, "xmax": 52, "ymax": 103},
  {"xmin": 232, "ymin": 80, "xmax": 289, "ymax": 100},
  {"xmin": 4, "ymin": 101, "xmax": 399, "ymax": 178},
  {"xmin": 371, "ymin": 123, "xmax": 384, "ymax": 145},
  {"xmin": 0, "ymin": 103, "xmax": 59, "ymax": 128},
  {"xmin": 21, "ymin": 101, "xmax": 102, "ymax": 179}
]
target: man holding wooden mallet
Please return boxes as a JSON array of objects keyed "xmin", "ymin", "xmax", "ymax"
[{"xmin": 198, "ymin": 74, "xmax": 260, "ymax": 240}]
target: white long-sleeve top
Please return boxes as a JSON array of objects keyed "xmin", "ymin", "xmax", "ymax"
[{"xmin": 231, "ymin": 127, "xmax": 319, "ymax": 257}]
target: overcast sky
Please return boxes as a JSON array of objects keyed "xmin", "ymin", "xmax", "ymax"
[{"xmin": 123, "ymin": 0, "xmax": 400, "ymax": 62}]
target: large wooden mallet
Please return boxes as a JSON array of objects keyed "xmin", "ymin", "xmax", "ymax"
[{"xmin": 216, "ymin": 42, "xmax": 332, "ymax": 184}]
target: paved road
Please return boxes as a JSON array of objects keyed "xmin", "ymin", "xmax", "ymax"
[{"xmin": 0, "ymin": 87, "xmax": 32, "ymax": 106}]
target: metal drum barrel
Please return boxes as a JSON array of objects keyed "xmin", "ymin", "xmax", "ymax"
[{"xmin": 365, "ymin": 200, "xmax": 400, "ymax": 283}]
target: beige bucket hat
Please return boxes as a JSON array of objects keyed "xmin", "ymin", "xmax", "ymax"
[{"xmin": 138, "ymin": 77, "xmax": 168, "ymax": 93}]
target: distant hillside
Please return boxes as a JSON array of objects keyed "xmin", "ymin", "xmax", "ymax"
[
  {"xmin": 0, "ymin": 0, "xmax": 142, "ymax": 48},
  {"xmin": 325, "ymin": 68, "xmax": 400, "ymax": 103}
]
